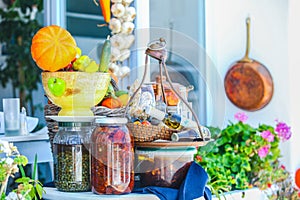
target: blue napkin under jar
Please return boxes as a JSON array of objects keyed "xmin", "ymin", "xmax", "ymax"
[{"xmin": 134, "ymin": 161, "xmax": 211, "ymax": 200}]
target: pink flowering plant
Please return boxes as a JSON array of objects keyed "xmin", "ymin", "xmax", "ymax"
[{"xmin": 195, "ymin": 112, "xmax": 295, "ymax": 197}]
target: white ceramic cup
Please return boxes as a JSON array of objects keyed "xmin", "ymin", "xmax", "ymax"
[{"xmin": 3, "ymin": 98, "xmax": 20, "ymax": 136}]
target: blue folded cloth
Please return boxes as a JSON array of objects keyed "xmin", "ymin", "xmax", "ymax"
[{"xmin": 134, "ymin": 161, "xmax": 211, "ymax": 200}]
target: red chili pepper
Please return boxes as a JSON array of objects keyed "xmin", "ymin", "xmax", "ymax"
[{"xmin": 99, "ymin": 0, "xmax": 111, "ymax": 23}]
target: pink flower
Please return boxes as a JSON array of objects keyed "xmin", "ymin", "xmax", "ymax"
[
  {"xmin": 261, "ymin": 130, "xmax": 274, "ymax": 142},
  {"xmin": 258, "ymin": 145, "xmax": 270, "ymax": 159},
  {"xmin": 275, "ymin": 121, "xmax": 292, "ymax": 141},
  {"xmin": 234, "ymin": 112, "xmax": 248, "ymax": 123}
]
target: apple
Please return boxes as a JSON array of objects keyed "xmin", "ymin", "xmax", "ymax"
[{"xmin": 48, "ymin": 77, "xmax": 66, "ymax": 97}]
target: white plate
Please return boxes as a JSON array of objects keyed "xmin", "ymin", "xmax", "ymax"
[
  {"xmin": 45, "ymin": 116, "xmax": 102, "ymax": 122},
  {"xmin": 27, "ymin": 116, "xmax": 39, "ymax": 133}
]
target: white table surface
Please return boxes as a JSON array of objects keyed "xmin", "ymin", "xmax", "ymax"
[
  {"xmin": 0, "ymin": 126, "xmax": 52, "ymax": 164},
  {"xmin": 43, "ymin": 187, "xmax": 160, "ymax": 200}
]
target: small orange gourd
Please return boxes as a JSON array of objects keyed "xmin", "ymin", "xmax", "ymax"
[{"xmin": 31, "ymin": 25, "xmax": 77, "ymax": 72}]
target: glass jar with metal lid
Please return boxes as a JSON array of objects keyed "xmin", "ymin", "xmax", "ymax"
[
  {"xmin": 53, "ymin": 121, "xmax": 92, "ymax": 192},
  {"xmin": 91, "ymin": 117, "xmax": 134, "ymax": 195}
]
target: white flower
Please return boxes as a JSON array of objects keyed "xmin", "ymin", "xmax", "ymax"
[
  {"xmin": 109, "ymin": 18, "xmax": 122, "ymax": 34},
  {"xmin": 0, "ymin": 140, "xmax": 10, "ymax": 154},
  {"xmin": 122, "ymin": 7, "xmax": 136, "ymax": 22},
  {"xmin": 5, "ymin": 157, "xmax": 14, "ymax": 166},
  {"xmin": 30, "ymin": 5, "xmax": 38, "ymax": 20},
  {"xmin": 5, "ymin": 192, "xmax": 18, "ymax": 200},
  {"xmin": 111, "ymin": 3, "xmax": 125, "ymax": 18},
  {"xmin": 118, "ymin": 49, "xmax": 131, "ymax": 62},
  {"xmin": 11, "ymin": 164, "xmax": 19, "ymax": 174},
  {"xmin": 122, "ymin": 0, "xmax": 134, "ymax": 6},
  {"xmin": 121, "ymin": 21, "xmax": 135, "ymax": 34}
]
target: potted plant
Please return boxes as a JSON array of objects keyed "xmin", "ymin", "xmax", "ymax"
[
  {"xmin": 0, "ymin": 0, "xmax": 43, "ymax": 116},
  {"xmin": 0, "ymin": 140, "xmax": 44, "ymax": 199},
  {"xmin": 195, "ymin": 112, "xmax": 299, "ymax": 199}
]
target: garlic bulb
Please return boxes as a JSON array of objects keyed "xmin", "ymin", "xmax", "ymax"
[
  {"xmin": 121, "ymin": 21, "xmax": 135, "ymax": 34},
  {"xmin": 109, "ymin": 62, "xmax": 120, "ymax": 74},
  {"xmin": 110, "ymin": 34, "xmax": 126, "ymax": 50},
  {"xmin": 111, "ymin": 3, "xmax": 125, "ymax": 18},
  {"xmin": 111, "ymin": 0, "xmax": 122, "ymax": 3},
  {"xmin": 111, "ymin": 47, "xmax": 121, "ymax": 62},
  {"xmin": 122, "ymin": 0, "xmax": 133, "ymax": 6},
  {"xmin": 118, "ymin": 49, "xmax": 131, "ymax": 62},
  {"xmin": 123, "ymin": 34, "xmax": 135, "ymax": 49},
  {"xmin": 122, "ymin": 7, "xmax": 136, "ymax": 22},
  {"xmin": 119, "ymin": 66, "xmax": 131, "ymax": 77},
  {"xmin": 109, "ymin": 18, "xmax": 122, "ymax": 34}
]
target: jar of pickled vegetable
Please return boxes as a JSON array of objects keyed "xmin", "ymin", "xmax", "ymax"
[
  {"xmin": 53, "ymin": 122, "xmax": 92, "ymax": 192},
  {"xmin": 91, "ymin": 117, "xmax": 134, "ymax": 194}
]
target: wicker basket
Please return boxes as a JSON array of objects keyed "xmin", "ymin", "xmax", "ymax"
[
  {"xmin": 127, "ymin": 123, "xmax": 178, "ymax": 142},
  {"xmin": 44, "ymin": 104, "xmax": 61, "ymax": 153},
  {"xmin": 44, "ymin": 103, "xmax": 177, "ymax": 152}
]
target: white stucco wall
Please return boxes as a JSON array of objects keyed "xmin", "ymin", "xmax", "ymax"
[
  {"xmin": 205, "ymin": 0, "xmax": 300, "ymax": 171},
  {"xmin": 287, "ymin": 0, "xmax": 300, "ymax": 172}
]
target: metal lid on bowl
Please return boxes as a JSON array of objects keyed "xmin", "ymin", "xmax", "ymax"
[{"xmin": 94, "ymin": 117, "xmax": 128, "ymax": 125}]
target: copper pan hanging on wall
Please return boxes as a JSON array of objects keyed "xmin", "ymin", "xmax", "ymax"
[{"xmin": 224, "ymin": 17, "xmax": 274, "ymax": 111}]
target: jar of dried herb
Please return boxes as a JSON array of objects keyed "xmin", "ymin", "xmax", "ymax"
[
  {"xmin": 53, "ymin": 122, "xmax": 92, "ymax": 192},
  {"xmin": 91, "ymin": 117, "xmax": 134, "ymax": 194}
]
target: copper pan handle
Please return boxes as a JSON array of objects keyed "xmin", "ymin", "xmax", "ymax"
[{"xmin": 240, "ymin": 17, "xmax": 253, "ymax": 63}]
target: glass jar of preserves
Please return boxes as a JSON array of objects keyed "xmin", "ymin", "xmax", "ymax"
[
  {"xmin": 53, "ymin": 122, "xmax": 92, "ymax": 192},
  {"xmin": 91, "ymin": 117, "xmax": 134, "ymax": 194},
  {"xmin": 135, "ymin": 146, "xmax": 196, "ymax": 189}
]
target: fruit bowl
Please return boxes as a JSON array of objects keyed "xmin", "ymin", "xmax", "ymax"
[{"xmin": 42, "ymin": 72, "xmax": 111, "ymax": 116}]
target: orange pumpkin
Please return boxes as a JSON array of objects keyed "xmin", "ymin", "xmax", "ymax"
[{"xmin": 31, "ymin": 25, "xmax": 77, "ymax": 72}]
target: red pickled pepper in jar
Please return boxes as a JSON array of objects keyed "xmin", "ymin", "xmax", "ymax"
[{"xmin": 91, "ymin": 117, "xmax": 134, "ymax": 194}]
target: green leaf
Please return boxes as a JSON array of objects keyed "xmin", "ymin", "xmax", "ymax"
[
  {"xmin": 32, "ymin": 154, "xmax": 38, "ymax": 180},
  {"xmin": 217, "ymin": 136, "xmax": 230, "ymax": 146},
  {"xmin": 15, "ymin": 177, "xmax": 31, "ymax": 183},
  {"xmin": 19, "ymin": 164, "xmax": 26, "ymax": 177},
  {"xmin": 36, "ymin": 183, "xmax": 44, "ymax": 199},
  {"xmin": 233, "ymin": 123, "xmax": 242, "ymax": 133},
  {"xmin": 244, "ymin": 147, "xmax": 252, "ymax": 155},
  {"xmin": 222, "ymin": 153, "xmax": 233, "ymax": 167},
  {"xmin": 224, "ymin": 144, "xmax": 233, "ymax": 152},
  {"xmin": 232, "ymin": 163, "xmax": 239, "ymax": 172},
  {"xmin": 241, "ymin": 160, "xmax": 251, "ymax": 171}
]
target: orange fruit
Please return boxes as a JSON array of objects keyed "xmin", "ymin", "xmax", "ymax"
[
  {"xmin": 31, "ymin": 25, "xmax": 77, "ymax": 72},
  {"xmin": 295, "ymin": 168, "xmax": 300, "ymax": 188}
]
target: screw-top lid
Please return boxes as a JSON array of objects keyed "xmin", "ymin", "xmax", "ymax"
[
  {"xmin": 94, "ymin": 117, "xmax": 128, "ymax": 125},
  {"xmin": 58, "ymin": 122, "xmax": 92, "ymax": 127}
]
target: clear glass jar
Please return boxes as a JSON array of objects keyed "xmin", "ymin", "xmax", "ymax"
[
  {"xmin": 91, "ymin": 117, "xmax": 134, "ymax": 195},
  {"xmin": 135, "ymin": 146, "xmax": 196, "ymax": 189},
  {"xmin": 53, "ymin": 122, "xmax": 92, "ymax": 192}
]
